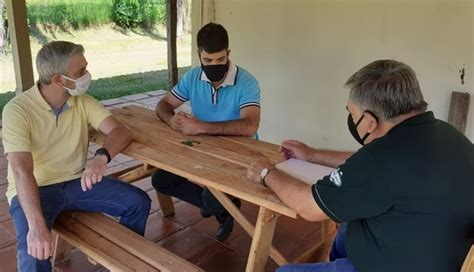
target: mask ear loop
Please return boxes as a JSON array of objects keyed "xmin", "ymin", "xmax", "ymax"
[{"xmin": 359, "ymin": 111, "xmax": 379, "ymax": 143}]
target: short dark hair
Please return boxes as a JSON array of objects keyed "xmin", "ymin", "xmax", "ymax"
[
  {"xmin": 345, "ymin": 59, "xmax": 428, "ymax": 121},
  {"xmin": 197, "ymin": 23, "xmax": 229, "ymax": 53}
]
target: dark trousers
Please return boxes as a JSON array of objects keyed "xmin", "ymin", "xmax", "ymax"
[{"xmin": 151, "ymin": 170, "xmax": 227, "ymax": 221}]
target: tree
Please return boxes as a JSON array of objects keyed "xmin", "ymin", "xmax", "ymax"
[
  {"xmin": 0, "ymin": 0, "xmax": 4, "ymax": 54},
  {"xmin": 176, "ymin": 0, "xmax": 190, "ymax": 40}
]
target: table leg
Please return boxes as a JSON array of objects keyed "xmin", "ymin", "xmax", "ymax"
[
  {"xmin": 156, "ymin": 191, "xmax": 175, "ymax": 217},
  {"xmin": 207, "ymin": 188, "xmax": 287, "ymax": 266},
  {"xmin": 246, "ymin": 207, "xmax": 278, "ymax": 272}
]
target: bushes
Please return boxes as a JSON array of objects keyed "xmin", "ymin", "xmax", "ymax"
[
  {"xmin": 26, "ymin": 0, "xmax": 166, "ymax": 29},
  {"xmin": 112, "ymin": 0, "xmax": 165, "ymax": 28}
]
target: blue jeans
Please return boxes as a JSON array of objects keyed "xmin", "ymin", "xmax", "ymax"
[
  {"xmin": 277, "ymin": 223, "xmax": 357, "ymax": 272},
  {"xmin": 9, "ymin": 176, "xmax": 151, "ymax": 272}
]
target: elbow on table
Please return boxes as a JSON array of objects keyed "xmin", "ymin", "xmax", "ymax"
[
  {"xmin": 121, "ymin": 126, "xmax": 134, "ymax": 144},
  {"xmin": 242, "ymin": 124, "xmax": 258, "ymax": 138},
  {"xmin": 298, "ymin": 208, "xmax": 327, "ymax": 222}
]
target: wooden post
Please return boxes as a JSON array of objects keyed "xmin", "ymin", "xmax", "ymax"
[
  {"xmin": 246, "ymin": 207, "xmax": 279, "ymax": 272},
  {"xmin": 5, "ymin": 0, "xmax": 34, "ymax": 94},
  {"xmin": 166, "ymin": 0, "xmax": 178, "ymax": 90},
  {"xmin": 448, "ymin": 92, "xmax": 470, "ymax": 134},
  {"xmin": 208, "ymin": 188, "xmax": 287, "ymax": 266}
]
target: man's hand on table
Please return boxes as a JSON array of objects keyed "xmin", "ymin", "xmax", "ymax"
[
  {"xmin": 169, "ymin": 112, "xmax": 184, "ymax": 131},
  {"xmin": 279, "ymin": 140, "xmax": 313, "ymax": 161},
  {"xmin": 247, "ymin": 158, "xmax": 276, "ymax": 183},
  {"xmin": 173, "ymin": 112, "xmax": 204, "ymax": 136},
  {"xmin": 81, "ymin": 155, "xmax": 108, "ymax": 191}
]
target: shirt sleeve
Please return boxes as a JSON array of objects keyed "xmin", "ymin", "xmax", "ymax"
[
  {"xmin": 2, "ymin": 103, "xmax": 32, "ymax": 154},
  {"xmin": 83, "ymin": 95, "xmax": 112, "ymax": 130},
  {"xmin": 170, "ymin": 70, "xmax": 191, "ymax": 102},
  {"xmin": 311, "ymin": 149, "xmax": 392, "ymax": 223},
  {"xmin": 239, "ymin": 77, "xmax": 261, "ymax": 110}
]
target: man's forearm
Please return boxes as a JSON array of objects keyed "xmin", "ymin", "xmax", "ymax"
[
  {"xmin": 102, "ymin": 126, "xmax": 133, "ymax": 158},
  {"xmin": 15, "ymin": 174, "xmax": 46, "ymax": 229},
  {"xmin": 307, "ymin": 149, "xmax": 354, "ymax": 168},
  {"xmin": 156, "ymin": 101, "xmax": 175, "ymax": 126},
  {"xmin": 200, "ymin": 119, "xmax": 257, "ymax": 137},
  {"xmin": 265, "ymin": 170, "xmax": 327, "ymax": 222}
]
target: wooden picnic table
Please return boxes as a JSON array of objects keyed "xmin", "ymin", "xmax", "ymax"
[{"xmin": 90, "ymin": 105, "xmax": 335, "ymax": 272}]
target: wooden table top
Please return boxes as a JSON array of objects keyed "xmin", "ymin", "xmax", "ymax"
[{"xmin": 90, "ymin": 106, "xmax": 297, "ymax": 218}]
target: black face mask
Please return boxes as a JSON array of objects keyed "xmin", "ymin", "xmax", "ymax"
[
  {"xmin": 201, "ymin": 62, "xmax": 229, "ymax": 82},
  {"xmin": 347, "ymin": 113, "xmax": 371, "ymax": 145}
]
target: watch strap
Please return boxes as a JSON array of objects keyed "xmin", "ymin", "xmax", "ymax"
[{"xmin": 95, "ymin": 148, "xmax": 111, "ymax": 163}]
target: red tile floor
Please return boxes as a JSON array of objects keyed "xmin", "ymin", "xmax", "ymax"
[{"xmin": 0, "ymin": 91, "xmax": 333, "ymax": 271}]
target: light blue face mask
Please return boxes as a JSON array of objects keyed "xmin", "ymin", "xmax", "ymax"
[{"xmin": 62, "ymin": 71, "xmax": 92, "ymax": 96}]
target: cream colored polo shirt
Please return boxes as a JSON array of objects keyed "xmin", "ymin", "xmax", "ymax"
[{"xmin": 2, "ymin": 84, "xmax": 111, "ymax": 203}]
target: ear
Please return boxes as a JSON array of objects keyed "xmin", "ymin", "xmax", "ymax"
[
  {"xmin": 51, "ymin": 74, "xmax": 64, "ymax": 86},
  {"xmin": 227, "ymin": 49, "xmax": 231, "ymax": 56},
  {"xmin": 365, "ymin": 113, "xmax": 379, "ymax": 133}
]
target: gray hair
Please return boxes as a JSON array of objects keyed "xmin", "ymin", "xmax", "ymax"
[
  {"xmin": 345, "ymin": 59, "xmax": 428, "ymax": 121},
  {"xmin": 36, "ymin": 41, "xmax": 85, "ymax": 84}
]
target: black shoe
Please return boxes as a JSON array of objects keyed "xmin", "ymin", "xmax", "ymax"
[
  {"xmin": 215, "ymin": 197, "xmax": 242, "ymax": 241},
  {"xmin": 200, "ymin": 208, "xmax": 212, "ymax": 218},
  {"xmin": 215, "ymin": 212, "xmax": 234, "ymax": 241}
]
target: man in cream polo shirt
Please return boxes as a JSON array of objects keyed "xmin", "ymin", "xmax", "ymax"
[{"xmin": 2, "ymin": 41, "xmax": 151, "ymax": 272}]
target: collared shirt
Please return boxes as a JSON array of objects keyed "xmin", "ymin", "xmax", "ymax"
[
  {"xmin": 312, "ymin": 112, "xmax": 474, "ymax": 272},
  {"xmin": 2, "ymin": 84, "xmax": 111, "ymax": 203},
  {"xmin": 170, "ymin": 62, "xmax": 261, "ymax": 122}
]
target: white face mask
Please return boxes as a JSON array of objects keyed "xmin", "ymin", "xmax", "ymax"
[{"xmin": 62, "ymin": 71, "xmax": 91, "ymax": 96}]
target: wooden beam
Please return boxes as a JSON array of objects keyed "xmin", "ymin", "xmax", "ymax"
[
  {"xmin": 5, "ymin": 0, "xmax": 34, "ymax": 94},
  {"xmin": 246, "ymin": 207, "xmax": 279, "ymax": 272},
  {"xmin": 207, "ymin": 188, "xmax": 288, "ymax": 266},
  {"xmin": 448, "ymin": 92, "xmax": 470, "ymax": 134},
  {"xmin": 166, "ymin": 0, "xmax": 178, "ymax": 90}
]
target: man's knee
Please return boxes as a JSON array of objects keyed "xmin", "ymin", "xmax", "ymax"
[
  {"xmin": 151, "ymin": 170, "xmax": 186, "ymax": 192},
  {"xmin": 129, "ymin": 186, "xmax": 152, "ymax": 213}
]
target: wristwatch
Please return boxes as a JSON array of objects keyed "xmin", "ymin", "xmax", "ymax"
[
  {"xmin": 94, "ymin": 148, "xmax": 111, "ymax": 163},
  {"xmin": 259, "ymin": 167, "xmax": 276, "ymax": 187}
]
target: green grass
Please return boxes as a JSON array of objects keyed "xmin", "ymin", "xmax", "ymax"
[
  {"xmin": 25, "ymin": 0, "xmax": 166, "ymax": 29},
  {"xmin": 27, "ymin": 0, "xmax": 114, "ymax": 29},
  {"xmin": 88, "ymin": 67, "xmax": 189, "ymax": 100},
  {"xmin": 0, "ymin": 67, "xmax": 190, "ymax": 118}
]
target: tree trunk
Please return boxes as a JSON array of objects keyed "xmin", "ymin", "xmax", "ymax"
[
  {"xmin": 0, "ymin": 0, "xmax": 4, "ymax": 52},
  {"xmin": 176, "ymin": 0, "xmax": 190, "ymax": 40},
  {"xmin": 176, "ymin": 0, "xmax": 184, "ymax": 39}
]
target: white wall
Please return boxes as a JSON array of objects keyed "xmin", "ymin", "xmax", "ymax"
[{"xmin": 192, "ymin": 0, "xmax": 473, "ymax": 150}]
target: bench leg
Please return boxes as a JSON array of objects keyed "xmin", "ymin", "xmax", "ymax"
[
  {"xmin": 246, "ymin": 207, "xmax": 278, "ymax": 272},
  {"xmin": 156, "ymin": 191, "xmax": 175, "ymax": 217},
  {"xmin": 52, "ymin": 232, "xmax": 73, "ymax": 267}
]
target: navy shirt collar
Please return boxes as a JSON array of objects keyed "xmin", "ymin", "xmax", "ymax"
[{"xmin": 388, "ymin": 111, "xmax": 436, "ymax": 135}]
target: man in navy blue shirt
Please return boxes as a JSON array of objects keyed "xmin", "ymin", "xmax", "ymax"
[
  {"xmin": 248, "ymin": 59, "xmax": 473, "ymax": 272},
  {"xmin": 153, "ymin": 23, "xmax": 261, "ymax": 241}
]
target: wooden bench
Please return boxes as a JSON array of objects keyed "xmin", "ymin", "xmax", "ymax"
[
  {"xmin": 52, "ymin": 163, "xmax": 201, "ymax": 271},
  {"xmin": 53, "ymin": 211, "xmax": 202, "ymax": 272}
]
